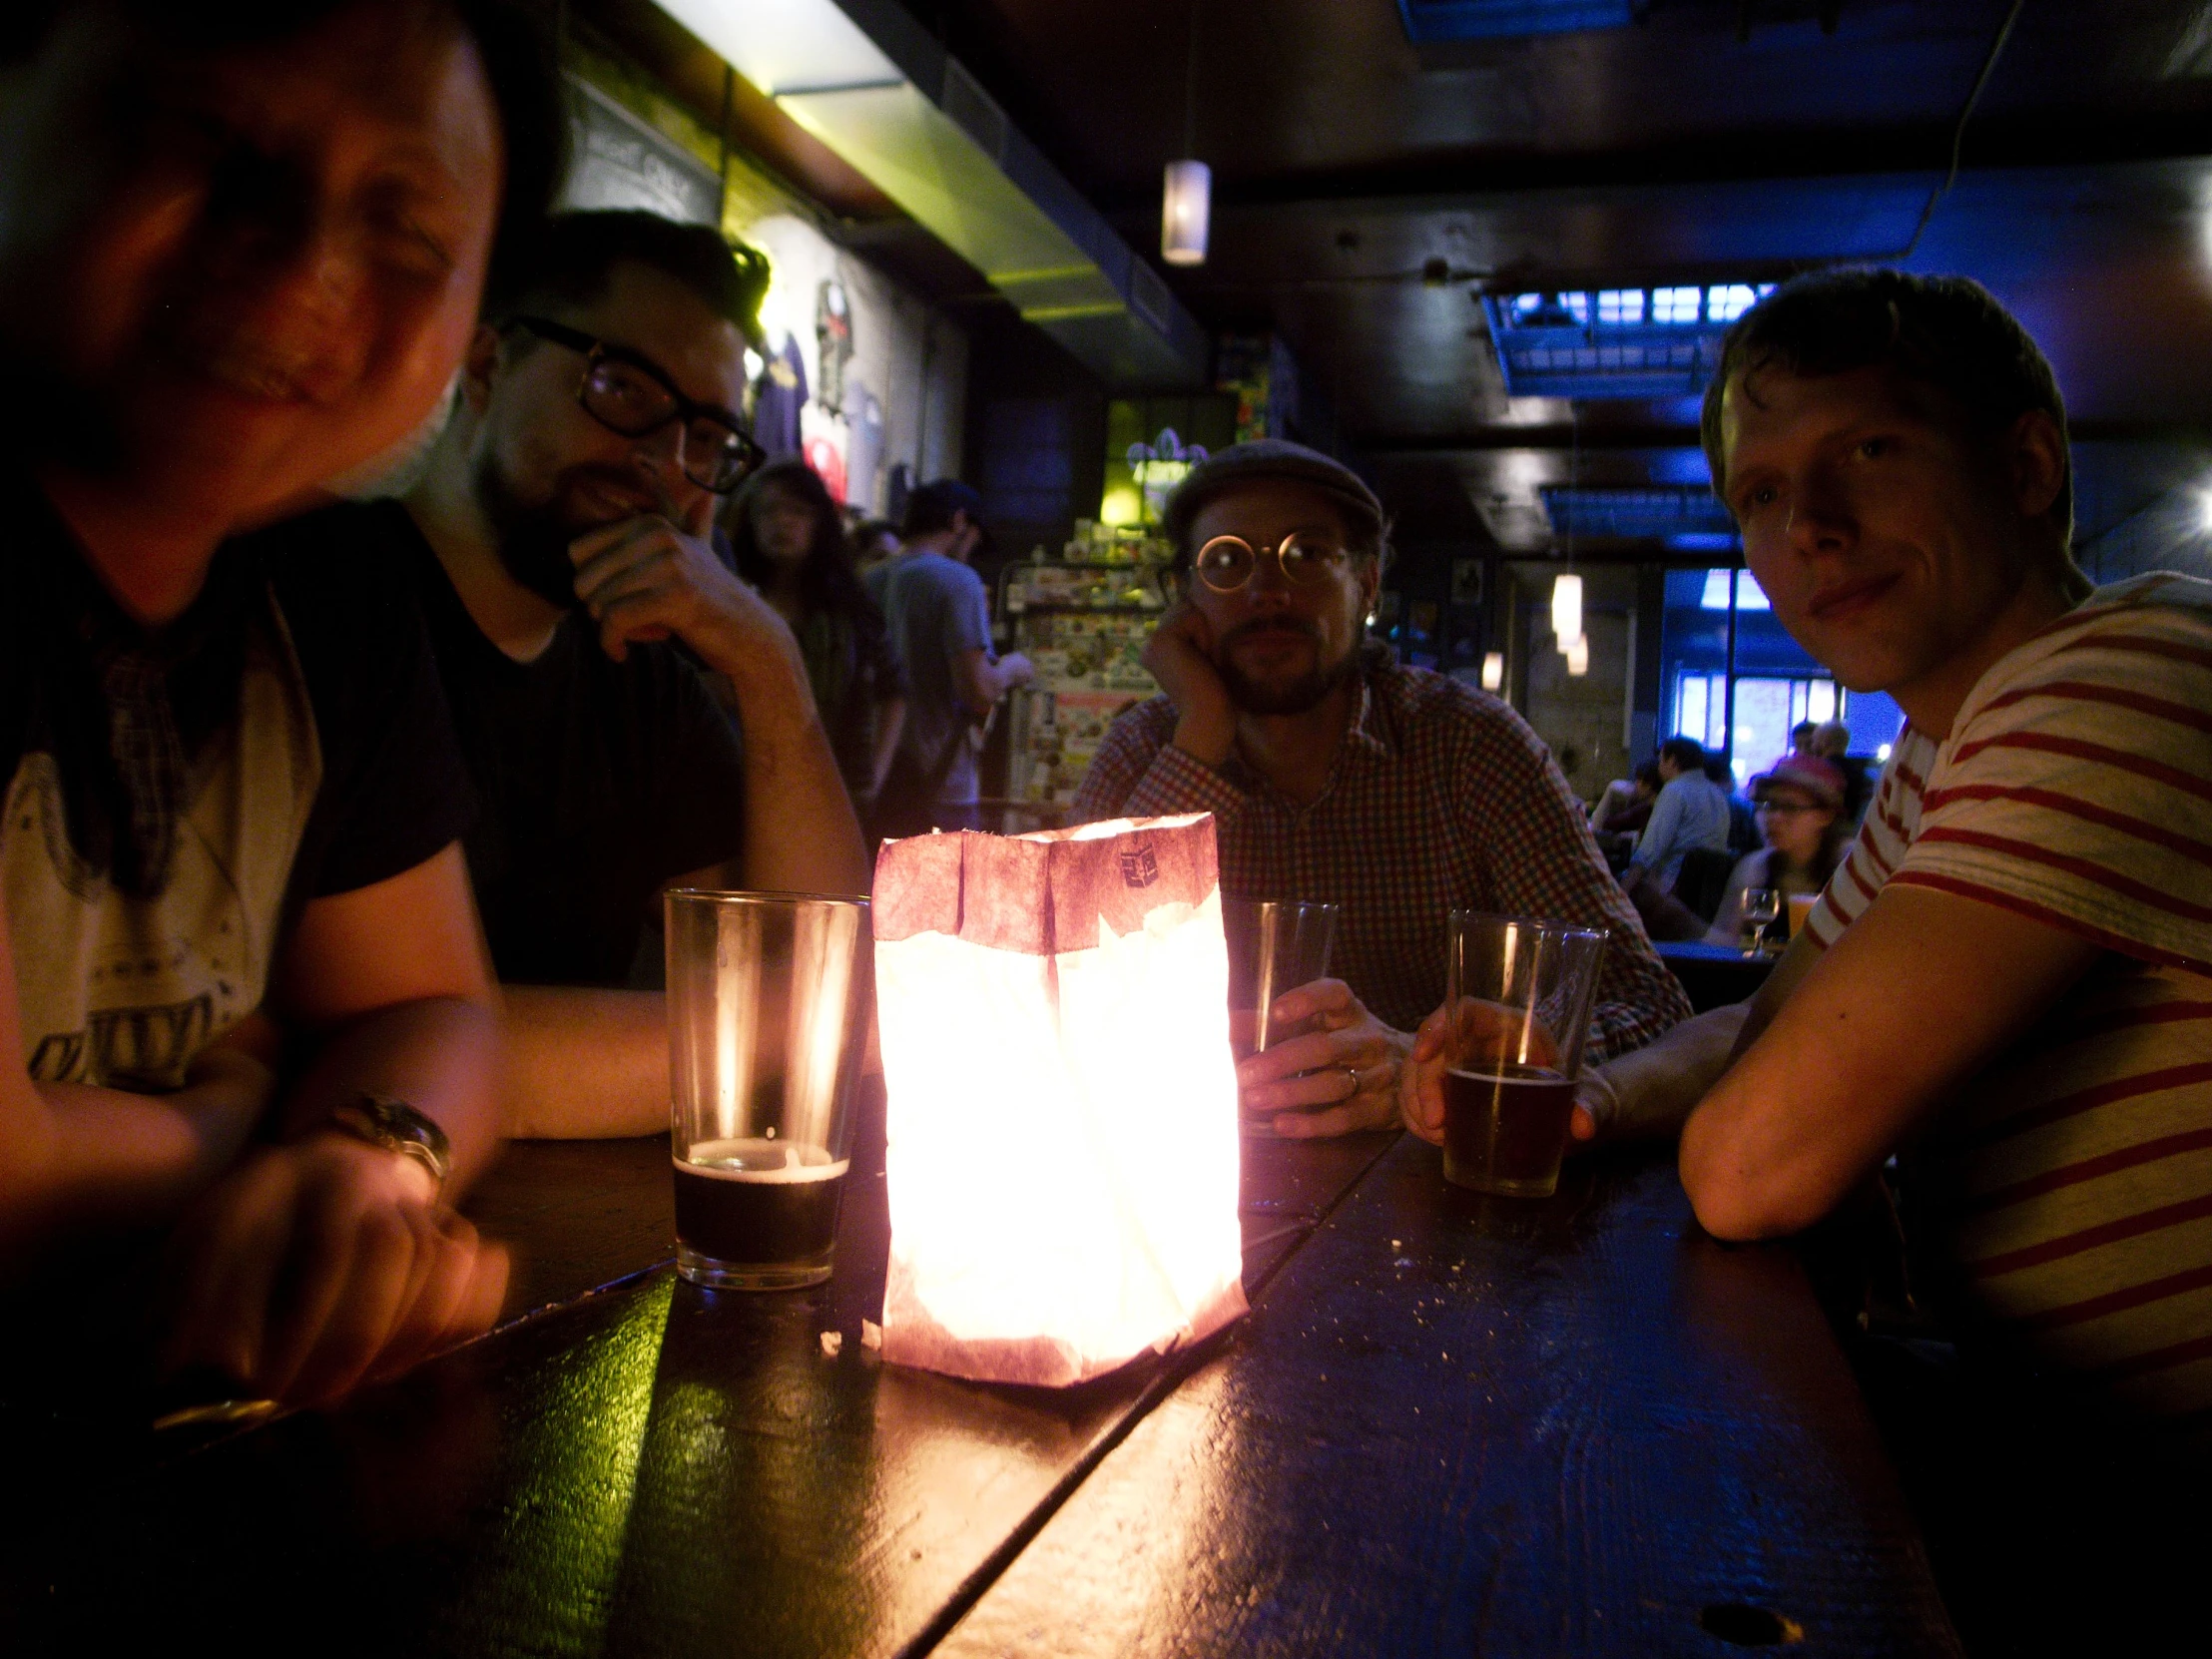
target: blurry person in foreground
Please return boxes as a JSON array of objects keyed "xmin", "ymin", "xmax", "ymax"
[
  {"xmin": 0, "ymin": 0, "xmax": 563, "ymax": 1404},
  {"xmin": 1074, "ymin": 440, "xmax": 1687, "ymax": 1136},
  {"xmin": 1402, "ymin": 271, "xmax": 2212, "ymax": 1448}
]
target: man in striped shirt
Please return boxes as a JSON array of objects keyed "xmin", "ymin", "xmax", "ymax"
[{"xmin": 1402, "ymin": 270, "xmax": 2212, "ymax": 1439}]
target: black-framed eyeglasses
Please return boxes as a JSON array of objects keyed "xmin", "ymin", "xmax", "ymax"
[
  {"xmin": 506, "ymin": 314, "xmax": 765, "ymax": 495},
  {"xmin": 1192, "ymin": 533, "xmax": 1353, "ymax": 594}
]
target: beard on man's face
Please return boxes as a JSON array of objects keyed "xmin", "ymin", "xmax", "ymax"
[
  {"xmin": 1212, "ymin": 614, "xmax": 1362, "ymax": 716},
  {"xmin": 473, "ymin": 453, "xmax": 670, "ymax": 610}
]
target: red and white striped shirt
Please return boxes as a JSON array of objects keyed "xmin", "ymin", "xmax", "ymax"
[{"xmin": 1805, "ymin": 572, "xmax": 2212, "ymax": 1429}]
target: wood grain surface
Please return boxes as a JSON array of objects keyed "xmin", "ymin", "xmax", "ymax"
[
  {"xmin": 938, "ymin": 1138, "xmax": 1961, "ymax": 1659},
  {"xmin": 463, "ymin": 1133, "xmax": 674, "ymax": 1317}
]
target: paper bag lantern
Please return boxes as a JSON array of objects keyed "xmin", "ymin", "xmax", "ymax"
[{"xmin": 871, "ymin": 814, "xmax": 1248, "ymax": 1386}]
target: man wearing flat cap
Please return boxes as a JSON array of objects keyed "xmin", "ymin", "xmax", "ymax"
[{"xmin": 1073, "ymin": 440, "xmax": 1689, "ymax": 1136}]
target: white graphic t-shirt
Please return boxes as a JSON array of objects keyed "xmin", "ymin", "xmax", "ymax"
[{"xmin": 2, "ymin": 479, "xmax": 475, "ymax": 1095}]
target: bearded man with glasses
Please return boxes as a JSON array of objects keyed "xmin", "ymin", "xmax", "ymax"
[
  {"xmin": 1072, "ymin": 441, "xmax": 1688, "ymax": 1136},
  {"xmin": 268, "ymin": 210, "xmax": 867, "ymax": 1139}
]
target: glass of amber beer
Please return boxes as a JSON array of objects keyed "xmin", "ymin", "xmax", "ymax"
[
  {"xmin": 666, "ymin": 891, "xmax": 870, "ymax": 1289},
  {"xmin": 1440, "ymin": 912, "xmax": 1608, "ymax": 1199}
]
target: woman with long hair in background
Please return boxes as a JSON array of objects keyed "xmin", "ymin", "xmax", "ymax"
[{"xmin": 724, "ymin": 458, "xmax": 903, "ymax": 816}]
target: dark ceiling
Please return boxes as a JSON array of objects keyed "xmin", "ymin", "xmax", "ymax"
[{"xmin": 898, "ymin": 0, "xmax": 2212, "ymax": 551}]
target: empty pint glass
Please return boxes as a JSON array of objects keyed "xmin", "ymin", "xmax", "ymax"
[
  {"xmin": 1224, "ymin": 899, "xmax": 1340, "ymax": 1136},
  {"xmin": 1224, "ymin": 899, "xmax": 1340, "ymax": 1057},
  {"xmin": 1440, "ymin": 912, "xmax": 1608, "ymax": 1199},
  {"xmin": 666, "ymin": 891, "xmax": 869, "ymax": 1289}
]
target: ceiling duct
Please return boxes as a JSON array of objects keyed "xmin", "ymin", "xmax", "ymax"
[
  {"xmin": 1481, "ymin": 283, "xmax": 1775, "ymax": 400},
  {"xmin": 1398, "ymin": 0, "xmax": 1637, "ymax": 45},
  {"xmin": 657, "ymin": 0, "xmax": 1209, "ymax": 388},
  {"xmin": 1541, "ymin": 485, "xmax": 1738, "ymax": 552}
]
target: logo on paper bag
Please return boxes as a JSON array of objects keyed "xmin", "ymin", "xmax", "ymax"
[{"xmin": 1118, "ymin": 845, "xmax": 1160, "ymax": 888}]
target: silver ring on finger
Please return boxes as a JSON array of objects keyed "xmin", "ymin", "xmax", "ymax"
[{"xmin": 1343, "ymin": 1064, "xmax": 1363, "ymax": 1096}]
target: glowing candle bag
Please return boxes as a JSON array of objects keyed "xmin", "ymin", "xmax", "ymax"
[
  {"xmin": 666, "ymin": 891, "xmax": 870, "ymax": 1291},
  {"xmin": 871, "ymin": 815, "xmax": 1248, "ymax": 1386}
]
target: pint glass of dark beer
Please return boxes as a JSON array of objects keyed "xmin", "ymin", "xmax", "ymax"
[
  {"xmin": 666, "ymin": 891, "xmax": 870, "ymax": 1289},
  {"xmin": 1440, "ymin": 912, "xmax": 1608, "ymax": 1199}
]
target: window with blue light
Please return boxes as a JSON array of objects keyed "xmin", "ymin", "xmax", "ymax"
[
  {"xmin": 1658, "ymin": 565, "xmax": 1901, "ymax": 785},
  {"xmin": 1652, "ymin": 286, "xmax": 1702, "ymax": 323},
  {"xmin": 1596, "ymin": 288, "xmax": 1644, "ymax": 325},
  {"xmin": 1706, "ymin": 283, "xmax": 1762, "ymax": 322},
  {"xmin": 1698, "ymin": 568, "xmax": 1771, "ymax": 611}
]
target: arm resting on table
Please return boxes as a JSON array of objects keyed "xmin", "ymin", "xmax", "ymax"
[
  {"xmin": 1580, "ymin": 1002, "xmax": 1749, "ymax": 1145},
  {"xmin": 155, "ymin": 843, "xmax": 512, "ymax": 1403},
  {"xmin": 0, "ymin": 994, "xmax": 275, "ymax": 1265},
  {"xmin": 271, "ymin": 842, "xmax": 502, "ymax": 1188},
  {"xmin": 1579, "ymin": 923, "xmax": 1825, "ymax": 1145},
  {"xmin": 502, "ymin": 985, "xmax": 668, "ymax": 1140},
  {"xmin": 1679, "ymin": 883, "xmax": 2100, "ymax": 1241}
]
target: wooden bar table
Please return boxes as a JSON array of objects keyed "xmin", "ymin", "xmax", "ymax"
[
  {"xmin": 941, "ymin": 1136, "xmax": 1960, "ymax": 1658},
  {"xmin": 2, "ymin": 1090, "xmax": 1957, "ymax": 1658}
]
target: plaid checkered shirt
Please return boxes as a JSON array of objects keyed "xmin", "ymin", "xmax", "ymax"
[{"xmin": 1070, "ymin": 651, "xmax": 1692, "ymax": 1054}]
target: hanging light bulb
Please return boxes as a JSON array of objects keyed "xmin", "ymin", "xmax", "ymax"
[
  {"xmin": 1550, "ymin": 572, "xmax": 1583, "ymax": 649},
  {"xmin": 1162, "ymin": 160, "xmax": 1211, "ymax": 267},
  {"xmin": 1480, "ymin": 651, "xmax": 1504, "ymax": 692},
  {"xmin": 1565, "ymin": 634, "xmax": 1589, "ymax": 677}
]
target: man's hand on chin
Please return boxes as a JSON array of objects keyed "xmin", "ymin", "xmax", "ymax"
[
  {"xmin": 1144, "ymin": 600, "xmax": 1235, "ymax": 766},
  {"xmin": 567, "ymin": 515, "xmax": 812, "ymax": 697}
]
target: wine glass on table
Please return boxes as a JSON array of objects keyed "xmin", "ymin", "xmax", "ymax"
[{"xmin": 1740, "ymin": 887, "xmax": 1782, "ymax": 957}]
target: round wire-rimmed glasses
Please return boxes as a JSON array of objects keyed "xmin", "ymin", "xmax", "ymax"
[
  {"xmin": 507, "ymin": 314, "xmax": 765, "ymax": 494},
  {"xmin": 1192, "ymin": 533, "xmax": 1353, "ymax": 593}
]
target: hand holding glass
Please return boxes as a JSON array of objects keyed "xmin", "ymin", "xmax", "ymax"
[
  {"xmin": 1224, "ymin": 899, "xmax": 1340, "ymax": 1132},
  {"xmin": 1439, "ymin": 912, "xmax": 1608, "ymax": 1198}
]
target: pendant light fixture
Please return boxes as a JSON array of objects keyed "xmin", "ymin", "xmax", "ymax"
[
  {"xmin": 1162, "ymin": 2, "xmax": 1210, "ymax": 267},
  {"xmin": 1550, "ymin": 571, "xmax": 1583, "ymax": 650},
  {"xmin": 1162, "ymin": 161, "xmax": 1211, "ymax": 267}
]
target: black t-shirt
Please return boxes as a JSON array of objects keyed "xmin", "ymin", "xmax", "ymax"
[
  {"xmin": 0, "ymin": 469, "xmax": 472, "ymax": 1088},
  {"xmin": 291, "ymin": 500, "xmax": 750, "ymax": 988}
]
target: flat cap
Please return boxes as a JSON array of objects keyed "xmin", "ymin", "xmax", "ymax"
[{"xmin": 1161, "ymin": 439, "xmax": 1387, "ymax": 554}]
